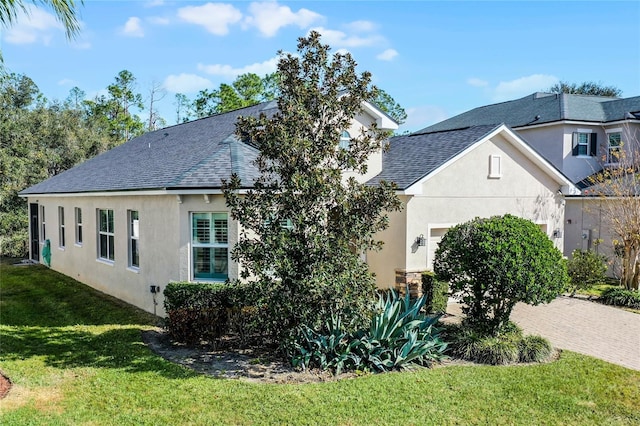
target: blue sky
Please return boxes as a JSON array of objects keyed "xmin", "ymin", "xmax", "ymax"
[{"xmin": 2, "ymin": 1, "xmax": 639, "ymax": 132}]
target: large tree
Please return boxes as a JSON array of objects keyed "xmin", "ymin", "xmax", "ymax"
[
  {"xmin": 223, "ymin": 32, "xmax": 402, "ymax": 342},
  {"xmin": 0, "ymin": 73, "xmax": 111, "ymax": 257},
  {"xmin": 548, "ymin": 81, "xmax": 622, "ymax": 97}
]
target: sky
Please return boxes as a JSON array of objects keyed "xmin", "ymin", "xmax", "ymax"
[{"xmin": 2, "ymin": 0, "xmax": 640, "ymax": 132}]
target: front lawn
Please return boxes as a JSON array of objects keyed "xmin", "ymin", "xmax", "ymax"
[{"xmin": 1, "ymin": 262, "xmax": 639, "ymax": 425}]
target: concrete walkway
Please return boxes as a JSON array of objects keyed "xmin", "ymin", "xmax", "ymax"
[{"xmin": 447, "ymin": 296, "xmax": 640, "ymax": 371}]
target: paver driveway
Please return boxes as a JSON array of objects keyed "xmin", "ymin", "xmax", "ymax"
[{"xmin": 447, "ymin": 296, "xmax": 640, "ymax": 371}]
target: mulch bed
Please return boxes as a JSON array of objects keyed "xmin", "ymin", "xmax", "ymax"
[{"xmin": 0, "ymin": 371, "xmax": 11, "ymax": 399}]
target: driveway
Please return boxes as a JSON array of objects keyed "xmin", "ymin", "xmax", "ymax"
[{"xmin": 447, "ymin": 296, "xmax": 640, "ymax": 371}]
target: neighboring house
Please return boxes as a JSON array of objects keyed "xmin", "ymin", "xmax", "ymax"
[
  {"xmin": 19, "ymin": 98, "xmax": 578, "ymax": 315},
  {"xmin": 418, "ymin": 92, "xmax": 640, "ymax": 273}
]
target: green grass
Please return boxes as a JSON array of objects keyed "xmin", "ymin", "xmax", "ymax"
[
  {"xmin": 1, "ymin": 262, "xmax": 640, "ymax": 425},
  {"xmin": 574, "ymin": 282, "xmax": 620, "ymax": 297}
]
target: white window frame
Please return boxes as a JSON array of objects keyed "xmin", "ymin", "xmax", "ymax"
[
  {"xmin": 40, "ymin": 205, "xmax": 46, "ymax": 242},
  {"xmin": 58, "ymin": 206, "xmax": 65, "ymax": 249},
  {"xmin": 97, "ymin": 209, "xmax": 115, "ymax": 262},
  {"xmin": 191, "ymin": 212, "xmax": 229, "ymax": 281},
  {"xmin": 606, "ymin": 128, "xmax": 623, "ymax": 165},
  {"xmin": 128, "ymin": 210, "xmax": 140, "ymax": 270},
  {"xmin": 74, "ymin": 207, "xmax": 83, "ymax": 246},
  {"xmin": 339, "ymin": 130, "xmax": 351, "ymax": 150}
]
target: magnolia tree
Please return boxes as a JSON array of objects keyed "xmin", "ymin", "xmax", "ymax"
[
  {"xmin": 434, "ymin": 214, "xmax": 568, "ymax": 336},
  {"xmin": 588, "ymin": 127, "xmax": 640, "ymax": 290},
  {"xmin": 223, "ymin": 32, "xmax": 401, "ymax": 342}
]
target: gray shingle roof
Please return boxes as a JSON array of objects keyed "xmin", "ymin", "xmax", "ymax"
[
  {"xmin": 20, "ymin": 102, "xmax": 275, "ymax": 195},
  {"xmin": 367, "ymin": 124, "xmax": 500, "ymax": 189},
  {"xmin": 418, "ymin": 92, "xmax": 640, "ymax": 133}
]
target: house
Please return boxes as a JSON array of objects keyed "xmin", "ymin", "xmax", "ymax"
[
  {"xmin": 417, "ymin": 92, "xmax": 640, "ymax": 274},
  {"xmin": 20, "ymin": 99, "xmax": 576, "ymax": 315}
]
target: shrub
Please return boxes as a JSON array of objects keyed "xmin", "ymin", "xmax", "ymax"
[
  {"xmin": 600, "ymin": 287, "xmax": 640, "ymax": 309},
  {"xmin": 434, "ymin": 214, "xmax": 568, "ymax": 336},
  {"xmin": 567, "ymin": 249, "xmax": 607, "ymax": 294},
  {"xmin": 164, "ymin": 282, "xmax": 258, "ymax": 345},
  {"xmin": 518, "ymin": 335, "xmax": 553, "ymax": 363},
  {"xmin": 422, "ymin": 271, "xmax": 449, "ymax": 313},
  {"xmin": 289, "ymin": 290, "xmax": 447, "ymax": 373},
  {"xmin": 445, "ymin": 323, "xmax": 552, "ymax": 365}
]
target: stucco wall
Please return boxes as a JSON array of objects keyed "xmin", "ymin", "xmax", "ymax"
[
  {"xmin": 374, "ymin": 133, "xmax": 566, "ymax": 277},
  {"xmin": 27, "ymin": 194, "xmax": 180, "ymax": 316}
]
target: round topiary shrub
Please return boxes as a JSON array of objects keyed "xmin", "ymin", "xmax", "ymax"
[{"xmin": 434, "ymin": 214, "xmax": 568, "ymax": 336}]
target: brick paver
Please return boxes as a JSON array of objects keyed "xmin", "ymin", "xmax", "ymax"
[{"xmin": 447, "ymin": 296, "xmax": 640, "ymax": 371}]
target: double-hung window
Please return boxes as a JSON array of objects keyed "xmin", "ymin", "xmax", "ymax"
[
  {"xmin": 606, "ymin": 131, "xmax": 622, "ymax": 164},
  {"xmin": 58, "ymin": 206, "xmax": 65, "ymax": 248},
  {"xmin": 128, "ymin": 210, "xmax": 139, "ymax": 269},
  {"xmin": 572, "ymin": 130, "xmax": 596, "ymax": 157},
  {"xmin": 40, "ymin": 205, "xmax": 46, "ymax": 242},
  {"xmin": 98, "ymin": 209, "xmax": 115, "ymax": 261},
  {"xmin": 339, "ymin": 130, "xmax": 351, "ymax": 150},
  {"xmin": 192, "ymin": 213, "xmax": 228, "ymax": 280},
  {"xmin": 75, "ymin": 207, "xmax": 83, "ymax": 245}
]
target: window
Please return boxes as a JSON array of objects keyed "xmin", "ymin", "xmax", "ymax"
[
  {"xmin": 572, "ymin": 131, "xmax": 596, "ymax": 156},
  {"xmin": 97, "ymin": 209, "xmax": 114, "ymax": 261},
  {"xmin": 191, "ymin": 212, "xmax": 228, "ymax": 280},
  {"xmin": 40, "ymin": 205, "xmax": 46, "ymax": 242},
  {"xmin": 58, "ymin": 206, "xmax": 65, "ymax": 248},
  {"xmin": 607, "ymin": 131, "xmax": 622, "ymax": 164},
  {"xmin": 339, "ymin": 130, "xmax": 351, "ymax": 150},
  {"xmin": 75, "ymin": 207, "xmax": 83, "ymax": 245},
  {"xmin": 128, "ymin": 210, "xmax": 139, "ymax": 269}
]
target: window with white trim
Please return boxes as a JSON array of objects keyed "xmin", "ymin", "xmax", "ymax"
[
  {"xmin": 74, "ymin": 207, "xmax": 83, "ymax": 245},
  {"xmin": 191, "ymin": 212, "xmax": 228, "ymax": 280},
  {"xmin": 607, "ymin": 131, "xmax": 622, "ymax": 164},
  {"xmin": 97, "ymin": 209, "xmax": 114, "ymax": 261},
  {"xmin": 40, "ymin": 205, "xmax": 46, "ymax": 242},
  {"xmin": 128, "ymin": 210, "xmax": 139, "ymax": 269},
  {"xmin": 58, "ymin": 206, "xmax": 65, "ymax": 248},
  {"xmin": 339, "ymin": 130, "xmax": 351, "ymax": 150},
  {"xmin": 572, "ymin": 130, "xmax": 596, "ymax": 156}
]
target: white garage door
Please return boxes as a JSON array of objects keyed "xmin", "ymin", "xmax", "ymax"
[{"xmin": 427, "ymin": 228, "xmax": 449, "ymax": 270}]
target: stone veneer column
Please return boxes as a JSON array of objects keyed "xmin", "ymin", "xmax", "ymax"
[{"xmin": 394, "ymin": 268, "xmax": 426, "ymax": 299}]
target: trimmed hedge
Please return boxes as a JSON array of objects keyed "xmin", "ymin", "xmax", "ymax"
[
  {"xmin": 422, "ymin": 271, "xmax": 449, "ymax": 314},
  {"xmin": 163, "ymin": 282, "xmax": 260, "ymax": 345}
]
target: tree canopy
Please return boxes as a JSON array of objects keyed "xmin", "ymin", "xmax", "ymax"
[
  {"xmin": 548, "ymin": 81, "xmax": 622, "ymax": 97},
  {"xmin": 223, "ymin": 32, "xmax": 402, "ymax": 342}
]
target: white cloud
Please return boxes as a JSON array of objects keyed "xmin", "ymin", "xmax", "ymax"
[
  {"xmin": 244, "ymin": 1, "xmax": 323, "ymax": 37},
  {"xmin": 3, "ymin": 5, "xmax": 63, "ymax": 45},
  {"xmin": 467, "ymin": 77, "xmax": 489, "ymax": 88},
  {"xmin": 492, "ymin": 74, "xmax": 558, "ymax": 101},
  {"xmin": 400, "ymin": 105, "xmax": 449, "ymax": 133},
  {"xmin": 310, "ymin": 27, "xmax": 383, "ymax": 48},
  {"xmin": 145, "ymin": 0, "xmax": 164, "ymax": 7},
  {"xmin": 178, "ymin": 3, "xmax": 242, "ymax": 36},
  {"xmin": 57, "ymin": 78, "xmax": 78, "ymax": 86},
  {"xmin": 163, "ymin": 73, "xmax": 213, "ymax": 94},
  {"xmin": 120, "ymin": 17, "xmax": 144, "ymax": 37},
  {"xmin": 346, "ymin": 20, "xmax": 376, "ymax": 33},
  {"xmin": 148, "ymin": 16, "xmax": 170, "ymax": 25},
  {"xmin": 197, "ymin": 56, "xmax": 279, "ymax": 78},
  {"xmin": 377, "ymin": 48, "xmax": 398, "ymax": 61}
]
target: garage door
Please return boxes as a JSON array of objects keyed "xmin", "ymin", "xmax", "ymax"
[{"xmin": 427, "ymin": 228, "xmax": 449, "ymax": 270}]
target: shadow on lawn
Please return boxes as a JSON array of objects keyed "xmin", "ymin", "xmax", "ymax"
[{"xmin": 0, "ymin": 326, "xmax": 195, "ymax": 379}]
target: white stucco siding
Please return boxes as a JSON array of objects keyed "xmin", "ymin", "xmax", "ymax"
[
  {"xmin": 342, "ymin": 110, "xmax": 385, "ymax": 184},
  {"xmin": 403, "ymin": 134, "xmax": 565, "ymax": 272},
  {"xmin": 366, "ymin": 196, "xmax": 409, "ymax": 289},
  {"xmin": 27, "ymin": 194, "xmax": 180, "ymax": 316}
]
